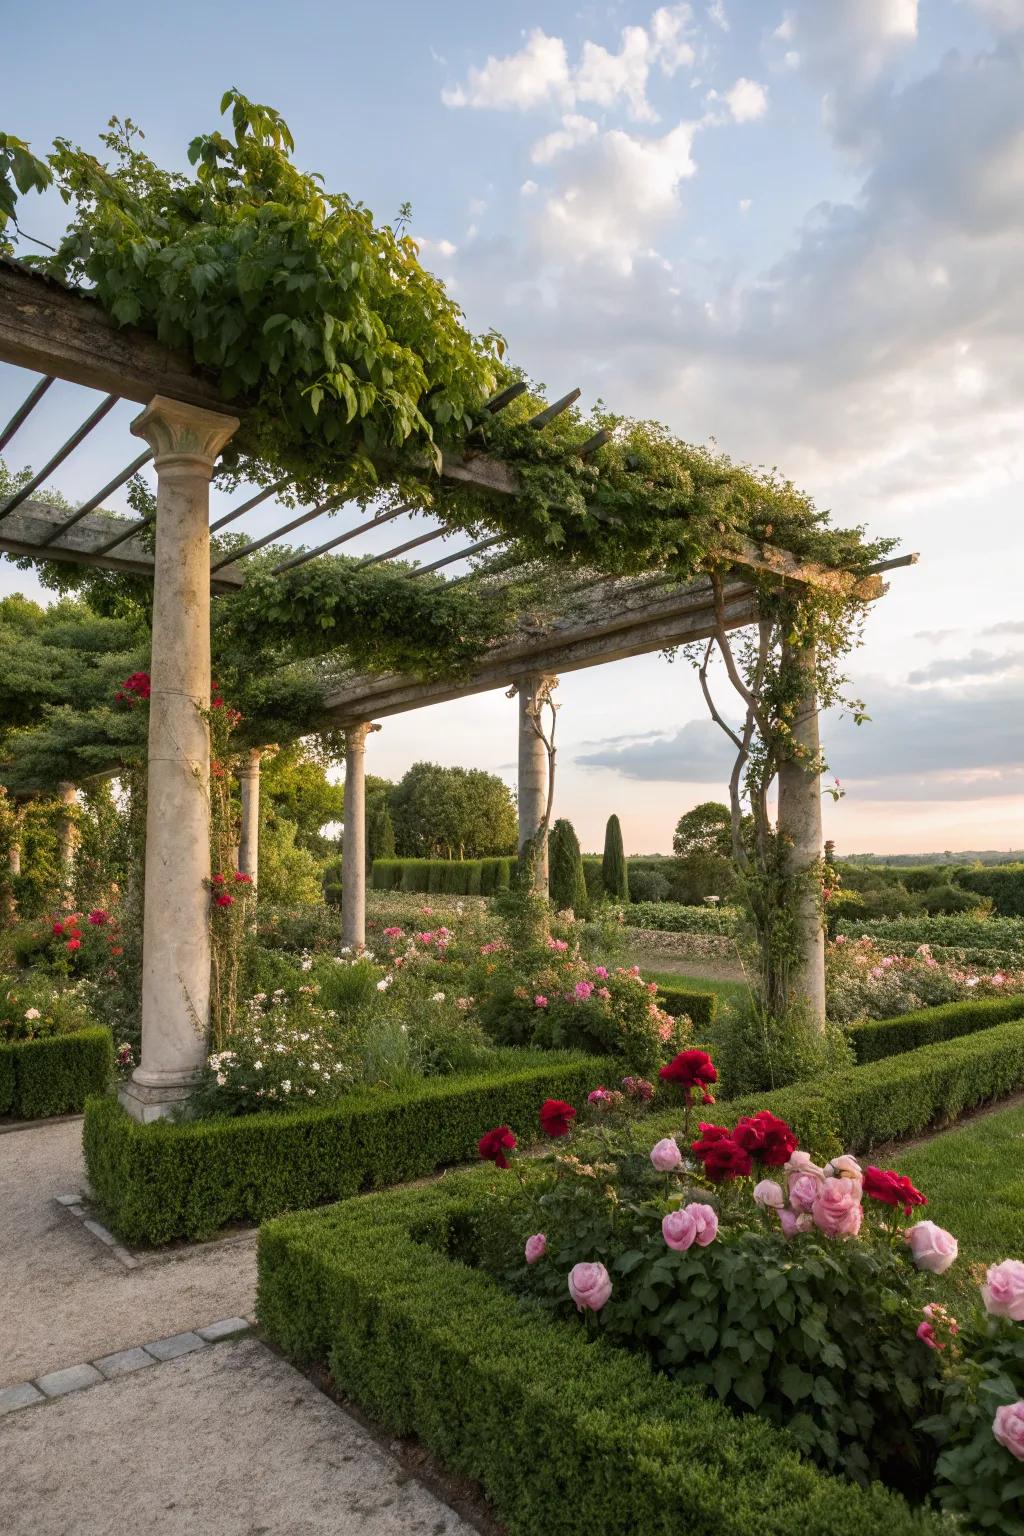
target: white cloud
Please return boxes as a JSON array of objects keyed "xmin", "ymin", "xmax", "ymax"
[
  {"xmin": 414, "ymin": 235, "xmax": 457, "ymax": 258},
  {"xmin": 724, "ymin": 77, "xmax": 768, "ymax": 122},
  {"xmin": 520, "ymin": 179, "xmax": 538, "ymax": 197},
  {"xmin": 967, "ymin": 0, "xmax": 1024, "ymax": 30},
  {"xmin": 576, "ymin": 27, "xmax": 657, "ymax": 121},
  {"xmin": 441, "ymin": 29, "xmax": 570, "ymax": 110},
  {"xmin": 531, "ymin": 114, "xmax": 598, "ymax": 165},
  {"xmin": 738, "ymin": 197, "xmax": 751, "ymax": 212},
  {"xmin": 651, "ymin": 5, "xmax": 697, "ymax": 73},
  {"xmin": 708, "ymin": 0, "xmax": 729, "ymax": 30}
]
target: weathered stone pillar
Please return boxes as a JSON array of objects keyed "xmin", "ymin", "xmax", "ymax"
[
  {"xmin": 237, "ymin": 749, "xmax": 262, "ymax": 886},
  {"xmin": 119, "ymin": 397, "xmax": 239, "ymax": 1123},
  {"xmin": 56, "ymin": 782, "xmax": 78, "ymax": 907},
  {"xmin": 777, "ymin": 641, "xmax": 826, "ymax": 1028},
  {"xmin": 516, "ymin": 673, "xmax": 557, "ymax": 895},
  {"xmin": 341, "ymin": 722, "xmax": 380, "ymax": 949}
]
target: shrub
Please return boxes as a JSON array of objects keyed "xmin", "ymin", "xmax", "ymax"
[
  {"xmin": 2, "ymin": 1027, "xmax": 113, "ymax": 1118},
  {"xmin": 655, "ymin": 983, "xmax": 718, "ymax": 1033},
  {"xmin": 255, "ymin": 903, "xmax": 340, "ymax": 953},
  {"xmin": 83, "ymin": 1050, "xmax": 614, "ymax": 1245},
  {"xmin": 720, "ymin": 1000, "xmax": 854, "ymax": 1097},
  {"xmin": 257, "ymin": 1178, "xmax": 941, "ymax": 1536},
  {"xmin": 626, "ymin": 901, "xmax": 743, "ymax": 935},
  {"xmin": 601, "ymin": 814, "xmax": 629, "ymax": 900},
  {"xmin": 850, "ymin": 995, "xmax": 1024, "ymax": 1064},
  {"xmin": 628, "ymin": 868, "xmax": 671, "ymax": 902},
  {"xmin": 834, "ymin": 913, "xmax": 1024, "ymax": 954},
  {"xmin": 956, "ymin": 863, "xmax": 1024, "ymax": 918},
  {"xmin": 549, "ymin": 818, "xmax": 588, "ymax": 915}
]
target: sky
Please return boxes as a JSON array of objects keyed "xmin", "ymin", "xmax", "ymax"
[{"xmin": 2, "ymin": 0, "xmax": 1023, "ymax": 856}]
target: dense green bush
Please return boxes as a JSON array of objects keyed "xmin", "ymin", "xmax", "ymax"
[
  {"xmin": 719, "ymin": 1003, "xmax": 854, "ymax": 1098},
  {"xmin": 655, "ymin": 983, "xmax": 718, "ymax": 1032},
  {"xmin": 627, "ymin": 868, "xmax": 671, "ymax": 902},
  {"xmin": 849, "ymin": 995, "xmax": 1024, "ymax": 1064},
  {"xmin": 601, "ymin": 814, "xmax": 629, "ymax": 901},
  {"xmin": 257, "ymin": 1179, "xmax": 941, "ymax": 1536},
  {"xmin": 255, "ymin": 903, "xmax": 339, "ymax": 953},
  {"xmin": 957, "ymin": 863, "xmax": 1024, "ymax": 917},
  {"xmin": 1, "ymin": 1026, "xmax": 113, "ymax": 1118},
  {"xmin": 372, "ymin": 857, "xmax": 510, "ymax": 896},
  {"xmin": 83, "ymin": 1050, "xmax": 614, "ymax": 1245},
  {"xmin": 549, "ymin": 818, "xmax": 588, "ymax": 914},
  {"xmin": 625, "ymin": 901, "xmax": 742, "ymax": 935},
  {"xmin": 834, "ymin": 913, "xmax": 1024, "ymax": 953}
]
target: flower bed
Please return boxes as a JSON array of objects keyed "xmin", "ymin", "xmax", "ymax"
[
  {"xmin": 82, "ymin": 1049, "xmax": 614, "ymax": 1245},
  {"xmin": 0, "ymin": 1027, "xmax": 113, "ymax": 1119},
  {"xmin": 849, "ymin": 995, "xmax": 1024, "ymax": 1064},
  {"xmin": 257, "ymin": 1174, "xmax": 943, "ymax": 1536}
]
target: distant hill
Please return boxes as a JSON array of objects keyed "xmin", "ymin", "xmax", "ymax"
[{"xmin": 839, "ymin": 851, "xmax": 1024, "ymax": 868}]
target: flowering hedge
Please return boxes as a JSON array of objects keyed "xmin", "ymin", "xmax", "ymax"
[
  {"xmin": 0, "ymin": 1026, "xmax": 113, "ymax": 1119},
  {"xmin": 827, "ymin": 934, "xmax": 1024, "ymax": 1023},
  {"xmin": 257, "ymin": 1174, "xmax": 942, "ymax": 1536},
  {"xmin": 82, "ymin": 1050, "xmax": 614, "ymax": 1245}
]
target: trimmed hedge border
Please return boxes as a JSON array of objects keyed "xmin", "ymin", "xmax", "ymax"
[
  {"xmin": 83, "ymin": 1050, "xmax": 614, "ymax": 1247},
  {"xmin": 0, "ymin": 1027, "xmax": 113, "ymax": 1119},
  {"xmin": 371, "ymin": 857, "xmax": 513, "ymax": 896},
  {"xmin": 849, "ymin": 994, "xmax": 1024, "ymax": 1064},
  {"xmin": 257, "ymin": 1178, "xmax": 941, "ymax": 1536},
  {"xmin": 656, "ymin": 984, "xmax": 718, "ymax": 1032}
]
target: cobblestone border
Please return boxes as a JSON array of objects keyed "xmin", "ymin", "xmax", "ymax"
[
  {"xmin": 0, "ymin": 1318, "xmax": 251, "ymax": 1416},
  {"xmin": 55, "ymin": 1192, "xmax": 141, "ymax": 1269},
  {"xmin": 54, "ymin": 1192, "xmax": 257, "ymax": 1268}
]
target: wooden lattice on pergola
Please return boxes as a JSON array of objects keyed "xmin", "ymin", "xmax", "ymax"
[{"xmin": 0, "ymin": 254, "xmax": 914, "ymax": 1121}]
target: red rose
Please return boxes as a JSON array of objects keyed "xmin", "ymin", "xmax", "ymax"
[
  {"xmin": 863, "ymin": 1166, "xmax": 927, "ymax": 1215},
  {"xmin": 52, "ymin": 922, "xmax": 64, "ymax": 937},
  {"xmin": 659, "ymin": 1049, "xmax": 718, "ymax": 1096},
  {"xmin": 539, "ymin": 1098, "xmax": 577, "ymax": 1138},
  {"xmin": 234, "ymin": 871, "xmax": 253, "ymax": 884},
  {"xmin": 732, "ymin": 1111, "xmax": 798, "ymax": 1167},
  {"xmin": 478, "ymin": 1125, "xmax": 517, "ymax": 1169},
  {"xmin": 215, "ymin": 893, "xmax": 235, "ymax": 908},
  {"xmin": 211, "ymin": 873, "xmax": 226, "ymax": 886},
  {"xmin": 88, "ymin": 909, "xmax": 109, "ymax": 926},
  {"xmin": 691, "ymin": 1122, "xmax": 752, "ymax": 1181},
  {"xmin": 66, "ymin": 938, "xmax": 81, "ymax": 951}
]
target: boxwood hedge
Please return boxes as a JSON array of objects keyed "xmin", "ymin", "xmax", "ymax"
[
  {"xmin": 257, "ymin": 1177, "xmax": 942, "ymax": 1536},
  {"xmin": 0, "ymin": 1027, "xmax": 113, "ymax": 1120},
  {"xmin": 849, "ymin": 994, "xmax": 1024, "ymax": 1064},
  {"xmin": 83, "ymin": 1049, "xmax": 613, "ymax": 1246},
  {"xmin": 656, "ymin": 984, "xmax": 718, "ymax": 1033}
]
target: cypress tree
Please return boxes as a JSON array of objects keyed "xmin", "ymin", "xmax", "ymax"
[
  {"xmin": 549, "ymin": 818, "xmax": 588, "ymax": 914},
  {"xmin": 601, "ymin": 813, "xmax": 630, "ymax": 900}
]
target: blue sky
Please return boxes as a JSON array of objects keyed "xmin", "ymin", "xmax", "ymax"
[{"xmin": 2, "ymin": 0, "xmax": 1023, "ymax": 854}]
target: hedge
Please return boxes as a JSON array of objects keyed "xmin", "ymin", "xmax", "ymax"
[
  {"xmin": 257, "ymin": 1178, "xmax": 941, "ymax": 1536},
  {"xmin": 372, "ymin": 857, "xmax": 512, "ymax": 896},
  {"xmin": 957, "ymin": 862, "xmax": 1024, "ymax": 917},
  {"xmin": 625, "ymin": 901, "xmax": 743, "ymax": 936},
  {"xmin": 0, "ymin": 1027, "xmax": 113, "ymax": 1119},
  {"xmin": 83, "ymin": 1049, "xmax": 614, "ymax": 1246},
  {"xmin": 833, "ymin": 912, "xmax": 1024, "ymax": 953},
  {"xmin": 849, "ymin": 994, "xmax": 1024, "ymax": 1064},
  {"xmin": 655, "ymin": 983, "xmax": 718, "ymax": 1032}
]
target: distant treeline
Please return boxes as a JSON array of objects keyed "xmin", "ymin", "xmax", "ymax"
[{"xmin": 840, "ymin": 850, "xmax": 1024, "ymax": 868}]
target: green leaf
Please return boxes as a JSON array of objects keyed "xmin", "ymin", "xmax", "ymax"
[{"xmin": 778, "ymin": 1364, "xmax": 814, "ymax": 1404}]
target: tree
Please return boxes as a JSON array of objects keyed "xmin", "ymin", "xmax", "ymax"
[
  {"xmin": 549, "ymin": 818, "xmax": 588, "ymax": 914},
  {"xmin": 261, "ymin": 742, "xmax": 345, "ymax": 859},
  {"xmin": 601, "ymin": 813, "xmax": 629, "ymax": 900},
  {"xmin": 672, "ymin": 802, "xmax": 734, "ymax": 858},
  {"xmin": 367, "ymin": 800, "xmax": 396, "ymax": 865},
  {"xmin": 389, "ymin": 762, "xmax": 517, "ymax": 859}
]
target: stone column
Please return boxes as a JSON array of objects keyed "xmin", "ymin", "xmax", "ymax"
[
  {"xmin": 341, "ymin": 722, "xmax": 380, "ymax": 950},
  {"xmin": 56, "ymin": 782, "xmax": 78, "ymax": 907},
  {"xmin": 776, "ymin": 641, "xmax": 826, "ymax": 1029},
  {"xmin": 119, "ymin": 397, "xmax": 239, "ymax": 1124},
  {"xmin": 237, "ymin": 749, "xmax": 262, "ymax": 886},
  {"xmin": 516, "ymin": 673, "xmax": 556, "ymax": 895}
]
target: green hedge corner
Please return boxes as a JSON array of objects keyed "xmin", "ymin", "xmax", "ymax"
[{"xmin": 1, "ymin": 1026, "xmax": 113, "ymax": 1120}]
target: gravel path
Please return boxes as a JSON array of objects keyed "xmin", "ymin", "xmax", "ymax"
[
  {"xmin": 0, "ymin": 1335, "xmax": 472, "ymax": 1536},
  {"xmin": 0, "ymin": 1118, "xmax": 257, "ymax": 1387}
]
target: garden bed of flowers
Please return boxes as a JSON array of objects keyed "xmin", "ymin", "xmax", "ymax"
[
  {"xmin": 1, "ymin": 965, "xmax": 113, "ymax": 1118},
  {"xmin": 827, "ymin": 933, "xmax": 1024, "ymax": 1023},
  {"xmin": 259, "ymin": 1053, "xmax": 1024, "ymax": 1536}
]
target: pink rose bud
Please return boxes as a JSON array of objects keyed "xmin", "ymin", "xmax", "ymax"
[
  {"xmin": 916, "ymin": 1320, "xmax": 941, "ymax": 1351},
  {"xmin": 824, "ymin": 1154, "xmax": 863, "ymax": 1183},
  {"xmin": 650, "ymin": 1137, "xmax": 683, "ymax": 1172},
  {"xmin": 905, "ymin": 1220, "xmax": 958, "ymax": 1275},
  {"xmin": 662, "ymin": 1207, "xmax": 697, "ymax": 1251},
  {"xmin": 983, "ymin": 1259, "xmax": 1024, "ymax": 1321},
  {"xmin": 753, "ymin": 1179, "xmax": 785, "ymax": 1209},
  {"xmin": 993, "ymin": 1401, "xmax": 1024, "ymax": 1461},
  {"xmin": 568, "ymin": 1261, "xmax": 612, "ymax": 1312},
  {"xmin": 687, "ymin": 1202, "xmax": 719, "ymax": 1247},
  {"xmin": 525, "ymin": 1233, "xmax": 547, "ymax": 1265},
  {"xmin": 812, "ymin": 1177, "xmax": 863, "ymax": 1240}
]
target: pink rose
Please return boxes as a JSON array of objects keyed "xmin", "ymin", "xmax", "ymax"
[
  {"xmin": 983, "ymin": 1259, "xmax": 1024, "ymax": 1321},
  {"xmin": 593, "ymin": 966, "xmax": 609, "ymax": 979},
  {"xmin": 568, "ymin": 1261, "xmax": 612, "ymax": 1312},
  {"xmin": 525, "ymin": 1233, "xmax": 547, "ymax": 1265},
  {"xmin": 785, "ymin": 1150, "xmax": 825, "ymax": 1179},
  {"xmin": 788, "ymin": 1174, "xmax": 822, "ymax": 1215},
  {"xmin": 687, "ymin": 1203, "xmax": 719, "ymax": 1246},
  {"xmin": 905, "ymin": 1221, "xmax": 958, "ymax": 1275},
  {"xmin": 993, "ymin": 1402, "xmax": 1024, "ymax": 1461},
  {"xmin": 588, "ymin": 1087, "xmax": 610, "ymax": 1104},
  {"xmin": 753, "ymin": 1179, "xmax": 785, "ymax": 1209},
  {"xmin": 650, "ymin": 1137, "xmax": 683, "ymax": 1172},
  {"xmin": 778, "ymin": 1209, "xmax": 814, "ymax": 1238},
  {"xmin": 662, "ymin": 1208, "xmax": 697, "ymax": 1251},
  {"xmin": 534, "ymin": 995, "xmax": 548, "ymax": 1008},
  {"xmin": 824, "ymin": 1154, "xmax": 863, "ymax": 1183},
  {"xmin": 917, "ymin": 1320, "xmax": 941, "ymax": 1351},
  {"xmin": 812, "ymin": 1177, "xmax": 863, "ymax": 1240}
]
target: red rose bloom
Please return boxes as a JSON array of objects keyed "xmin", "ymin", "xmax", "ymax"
[
  {"xmin": 658, "ymin": 1049, "xmax": 718, "ymax": 1096},
  {"xmin": 88, "ymin": 909, "xmax": 109, "ymax": 926},
  {"xmin": 539, "ymin": 1099, "xmax": 577, "ymax": 1138},
  {"xmin": 215, "ymin": 894, "xmax": 235, "ymax": 908},
  {"xmin": 234, "ymin": 871, "xmax": 253, "ymax": 884},
  {"xmin": 863, "ymin": 1166, "xmax": 927, "ymax": 1215},
  {"xmin": 66, "ymin": 938, "xmax": 81, "ymax": 951},
  {"xmin": 691, "ymin": 1122, "xmax": 752, "ymax": 1181},
  {"xmin": 478, "ymin": 1125, "xmax": 517, "ymax": 1169},
  {"xmin": 52, "ymin": 922, "xmax": 64, "ymax": 937},
  {"xmin": 211, "ymin": 873, "xmax": 226, "ymax": 886},
  {"xmin": 732, "ymin": 1111, "xmax": 798, "ymax": 1167}
]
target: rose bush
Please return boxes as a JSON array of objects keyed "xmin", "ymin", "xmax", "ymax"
[{"xmin": 827, "ymin": 934, "xmax": 1024, "ymax": 1024}]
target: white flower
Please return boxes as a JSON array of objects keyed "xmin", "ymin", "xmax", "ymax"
[
  {"xmin": 24, "ymin": 1008, "xmax": 41, "ymax": 1020},
  {"xmin": 216, "ymin": 1072, "xmax": 227, "ymax": 1087},
  {"xmin": 431, "ymin": 991, "xmax": 446, "ymax": 1003},
  {"xmin": 340, "ymin": 945, "xmax": 352, "ymax": 956},
  {"xmin": 275, "ymin": 1042, "xmax": 286, "ymax": 1053},
  {"xmin": 281, "ymin": 1080, "xmax": 291, "ymax": 1093},
  {"xmin": 300, "ymin": 957, "xmax": 313, "ymax": 972},
  {"xmin": 376, "ymin": 976, "xmax": 392, "ymax": 992},
  {"xmin": 253, "ymin": 1060, "xmax": 263, "ymax": 1071}
]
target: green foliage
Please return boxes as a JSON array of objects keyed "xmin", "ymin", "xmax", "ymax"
[
  {"xmin": 0, "ymin": 131, "xmax": 51, "ymax": 250},
  {"xmin": 388, "ymin": 761, "xmax": 517, "ymax": 859},
  {"xmin": 626, "ymin": 867, "xmax": 671, "ymax": 902},
  {"xmin": 849, "ymin": 996, "xmax": 1024, "ymax": 1064},
  {"xmin": 601, "ymin": 814, "xmax": 629, "ymax": 900},
  {"xmin": 371, "ymin": 856, "xmax": 510, "ymax": 895},
  {"xmin": 256, "ymin": 1178, "xmax": 940, "ymax": 1536},
  {"xmin": 257, "ymin": 813, "xmax": 325, "ymax": 904},
  {"xmin": 549, "ymin": 818, "xmax": 588, "ymax": 914},
  {"xmin": 655, "ymin": 984, "xmax": 718, "ymax": 1033},
  {"xmin": 625, "ymin": 900, "xmax": 743, "ymax": 935},
  {"xmin": 834, "ymin": 913, "xmax": 1024, "ymax": 953},
  {"xmin": 1, "ymin": 1027, "xmax": 113, "ymax": 1118},
  {"xmin": 720, "ymin": 998, "xmax": 854, "ymax": 1097},
  {"xmin": 82, "ymin": 1051, "xmax": 612, "ymax": 1245},
  {"xmin": 957, "ymin": 863, "xmax": 1024, "ymax": 918}
]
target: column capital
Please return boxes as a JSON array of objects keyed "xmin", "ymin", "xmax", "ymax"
[
  {"xmin": 237, "ymin": 746, "xmax": 264, "ymax": 782},
  {"xmin": 344, "ymin": 721, "xmax": 382, "ymax": 750},
  {"xmin": 131, "ymin": 396, "xmax": 239, "ymax": 476}
]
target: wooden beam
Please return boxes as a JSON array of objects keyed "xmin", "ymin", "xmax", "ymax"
[{"xmin": 0, "ymin": 499, "xmax": 245, "ymax": 590}]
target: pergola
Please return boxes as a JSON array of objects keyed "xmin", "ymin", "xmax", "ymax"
[{"xmin": 0, "ymin": 255, "xmax": 914, "ymax": 1121}]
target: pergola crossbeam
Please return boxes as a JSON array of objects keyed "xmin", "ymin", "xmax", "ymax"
[
  {"xmin": 0, "ymin": 392, "xmax": 118, "ymax": 520},
  {"xmin": 0, "ymin": 372, "xmax": 55, "ymax": 452}
]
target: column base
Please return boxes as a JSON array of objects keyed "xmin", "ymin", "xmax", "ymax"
[{"xmin": 117, "ymin": 1075, "xmax": 199, "ymax": 1124}]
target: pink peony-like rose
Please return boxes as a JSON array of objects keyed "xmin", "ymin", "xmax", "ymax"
[
  {"xmin": 788, "ymin": 1173, "xmax": 822, "ymax": 1215},
  {"xmin": 534, "ymin": 995, "xmax": 548, "ymax": 1008},
  {"xmin": 917, "ymin": 1320, "xmax": 941, "ymax": 1351},
  {"xmin": 906, "ymin": 1221, "xmax": 958, "ymax": 1275},
  {"xmin": 993, "ymin": 1402, "xmax": 1024, "ymax": 1461},
  {"xmin": 588, "ymin": 1087, "xmax": 610, "ymax": 1104},
  {"xmin": 982, "ymin": 1259, "xmax": 1024, "ymax": 1321},
  {"xmin": 568, "ymin": 1261, "xmax": 612, "ymax": 1312},
  {"xmin": 778, "ymin": 1209, "xmax": 814, "ymax": 1238},
  {"xmin": 812, "ymin": 1177, "xmax": 863, "ymax": 1240},
  {"xmin": 662, "ymin": 1207, "xmax": 697, "ymax": 1251},
  {"xmin": 525, "ymin": 1233, "xmax": 547, "ymax": 1265},
  {"xmin": 753, "ymin": 1179, "xmax": 785, "ymax": 1209},
  {"xmin": 650, "ymin": 1136, "xmax": 683, "ymax": 1172},
  {"xmin": 687, "ymin": 1203, "xmax": 719, "ymax": 1247},
  {"xmin": 824, "ymin": 1154, "xmax": 863, "ymax": 1184}
]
